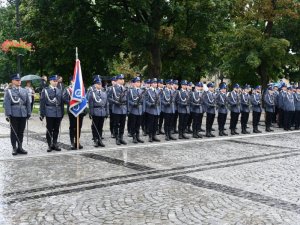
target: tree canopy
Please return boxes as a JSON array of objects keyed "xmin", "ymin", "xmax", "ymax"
[{"xmin": 0, "ymin": 0, "xmax": 299, "ymax": 87}]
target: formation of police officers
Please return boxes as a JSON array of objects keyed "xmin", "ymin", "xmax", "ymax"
[{"xmin": 4, "ymin": 73, "xmax": 300, "ymax": 156}]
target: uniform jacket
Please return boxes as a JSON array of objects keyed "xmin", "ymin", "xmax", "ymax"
[
  {"xmin": 88, "ymin": 88, "xmax": 109, "ymax": 117},
  {"xmin": 203, "ymin": 91, "xmax": 216, "ymax": 114},
  {"xmin": 240, "ymin": 93, "xmax": 251, "ymax": 113},
  {"xmin": 161, "ymin": 88, "xmax": 176, "ymax": 114},
  {"xmin": 40, "ymin": 86, "xmax": 64, "ymax": 118},
  {"xmin": 108, "ymin": 84, "xmax": 127, "ymax": 115},
  {"xmin": 228, "ymin": 91, "xmax": 241, "ymax": 113},
  {"xmin": 176, "ymin": 89, "xmax": 190, "ymax": 114},
  {"xmin": 216, "ymin": 92, "xmax": 228, "ymax": 114},
  {"xmin": 283, "ymin": 93, "xmax": 295, "ymax": 112},
  {"xmin": 4, "ymin": 86, "xmax": 31, "ymax": 118},
  {"xmin": 128, "ymin": 88, "xmax": 145, "ymax": 115},
  {"xmin": 294, "ymin": 93, "xmax": 300, "ymax": 111},
  {"xmin": 264, "ymin": 92, "xmax": 275, "ymax": 113},
  {"xmin": 190, "ymin": 90, "xmax": 204, "ymax": 114},
  {"xmin": 251, "ymin": 93, "xmax": 262, "ymax": 113},
  {"xmin": 145, "ymin": 87, "xmax": 161, "ymax": 115}
]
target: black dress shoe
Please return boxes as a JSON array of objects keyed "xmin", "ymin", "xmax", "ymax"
[
  {"xmin": 119, "ymin": 136, "xmax": 127, "ymax": 145},
  {"xmin": 47, "ymin": 146, "xmax": 52, "ymax": 152},
  {"xmin": 12, "ymin": 147, "xmax": 18, "ymax": 156},
  {"xmin": 98, "ymin": 139, "xmax": 105, "ymax": 147},
  {"xmin": 94, "ymin": 140, "xmax": 99, "ymax": 147},
  {"xmin": 136, "ymin": 135, "xmax": 144, "ymax": 143},
  {"xmin": 219, "ymin": 131, "xmax": 223, "ymax": 136},
  {"xmin": 210, "ymin": 132, "xmax": 216, "ymax": 137},
  {"xmin": 222, "ymin": 131, "xmax": 228, "ymax": 136},
  {"xmin": 18, "ymin": 147, "xmax": 28, "ymax": 154},
  {"xmin": 152, "ymin": 135, "xmax": 160, "ymax": 142},
  {"xmin": 53, "ymin": 144, "xmax": 61, "ymax": 151}
]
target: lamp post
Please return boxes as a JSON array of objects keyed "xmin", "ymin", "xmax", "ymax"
[{"xmin": 16, "ymin": 0, "xmax": 21, "ymax": 74}]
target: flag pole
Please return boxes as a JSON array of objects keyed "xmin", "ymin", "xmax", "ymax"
[{"xmin": 76, "ymin": 47, "xmax": 80, "ymax": 150}]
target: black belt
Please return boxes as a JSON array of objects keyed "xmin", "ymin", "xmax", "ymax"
[{"xmin": 94, "ymin": 106, "xmax": 104, "ymax": 108}]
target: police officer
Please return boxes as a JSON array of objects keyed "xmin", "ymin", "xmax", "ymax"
[
  {"xmin": 142, "ymin": 79, "xmax": 151, "ymax": 136},
  {"xmin": 108, "ymin": 74, "xmax": 127, "ymax": 145},
  {"xmin": 251, "ymin": 86, "xmax": 262, "ymax": 133},
  {"xmin": 176, "ymin": 80, "xmax": 190, "ymax": 139},
  {"xmin": 107, "ymin": 76, "xmax": 117, "ymax": 138},
  {"xmin": 40, "ymin": 75, "xmax": 64, "ymax": 152},
  {"xmin": 228, "ymin": 84, "xmax": 241, "ymax": 135},
  {"xmin": 203, "ymin": 82, "xmax": 216, "ymax": 137},
  {"xmin": 264, "ymin": 86, "xmax": 275, "ymax": 132},
  {"xmin": 157, "ymin": 79, "xmax": 165, "ymax": 135},
  {"xmin": 62, "ymin": 78, "xmax": 86, "ymax": 150},
  {"xmin": 273, "ymin": 84, "xmax": 279, "ymax": 123},
  {"xmin": 4, "ymin": 74, "xmax": 31, "ymax": 155},
  {"xmin": 190, "ymin": 82, "xmax": 204, "ymax": 138},
  {"xmin": 240, "ymin": 85, "xmax": 251, "ymax": 134},
  {"xmin": 171, "ymin": 80, "xmax": 179, "ymax": 134},
  {"xmin": 88, "ymin": 77, "xmax": 108, "ymax": 147},
  {"xmin": 127, "ymin": 77, "xmax": 145, "ymax": 143},
  {"xmin": 277, "ymin": 83, "xmax": 287, "ymax": 128},
  {"xmin": 216, "ymin": 83, "xmax": 228, "ymax": 136},
  {"xmin": 161, "ymin": 79, "xmax": 177, "ymax": 141},
  {"xmin": 283, "ymin": 87, "xmax": 295, "ymax": 131},
  {"xmin": 294, "ymin": 87, "xmax": 300, "ymax": 130},
  {"xmin": 145, "ymin": 78, "xmax": 161, "ymax": 142},
  {"xmin": 186, "ymin": 82, "xmax": 194, "ymax": 134}
]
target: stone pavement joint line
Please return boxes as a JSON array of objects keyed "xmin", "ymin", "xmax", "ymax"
[
  {"xmin": 171, "ymin": 175, "xmax": 300, "ymax": 214},
  {"xmin": 4, "ymin": 147, "xmax": 300, "ymax": 198},
  {"xmin": 5, "ymin": 151, "xmax": 300, "ymax": 205},
  {"xmin": 81, "ymin": 153, "xmax": 155, "ymax": 171}
]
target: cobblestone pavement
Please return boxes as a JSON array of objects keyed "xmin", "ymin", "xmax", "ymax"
[{"xmin": 0, "ymin": 113, "xmax": 300, "ymax": 224}]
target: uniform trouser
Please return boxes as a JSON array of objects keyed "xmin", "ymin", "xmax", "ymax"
[
  {"xmin": 230, "ymin": 112, "xmax": 240, "ymax": 130},
  {"xmin": 217, "ymin": 113, "xmax": 227, "ymax": 131},
  {"xmin": 191, "ymin": 112, "xmax": 203, "ymax": 132},
  {"xmin": 127, "ymin": 111, "xmax": 132, "ymax": 133},
  {"xmin": 68, "ymin": 113, "xmax": 84, "ymax": 144},
  {"xmin": 206, "ymin": 113, "xmax": 215, "ymax": 131},
  {"xmin": 265, "ymin": 111, "xmax": 273, "ymax": 128},
  {"xmin": 159, "ymin": 112, "xmax": 164, "ymax": 131},
  {"xmin": 142, "ymin": 113, "xmax": 148, "ymax": 133},
  {"xmin": 273, "ymin": 106, "xmax": 278, "ymax": 123},
  {"xmin": 284, "ymin": 111, "xmax": 294, "ymax": 130},
  {"xmin": 46, "ymin": 117, "xmax": 62, "ymax": 146},
  {"xmin": 109, "ymin": 108, "xmax": 114, "ymax": 134},
  {"xmin": 112, "ymin": 113, "xmax": 126, "ymax": 137},
  {"xmin": 128, "ymin": 114, "xmax": 142, "ymax": 135},
  {"xmin": 147, "ymin": 114, "xmax": 159, "ymax": 135},
  {"xmin": 241, "ymin": 111, "xmax": 249, "ymax": 128},
  {"xmin": 178, "ymin": 113, "xmax": 189, "ymax": 133},
  {"xmin": 252, "ymin": 111, "xmax": 261, "ymax": 127},
  {"xmin": 163, "ymin": 113, "xmax": 173, "ymax": 134},
  {"xmin": 172, "ymin": 110, "xmax": 178, "ymax": 131},
  {"xmin": 91, "ymin": 116, "xmax": 104, "ymax": 140},
  {"xmin": 187, "ymin": 113, "xmax": 193, "ymax": 128},
  {"xmin": 295, "ymin": 110, "xmax": 300, "ymax": 129},
  {"xmin": 10, "ymin": 117, "xmax": 26, "ymax": 148},
  {"xmin": 278, "ymin": 108, "xmax": 284, "ymax": 127}
]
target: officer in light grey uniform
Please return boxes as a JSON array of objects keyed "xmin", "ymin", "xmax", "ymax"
[
  {"xmin": 240, "ymin": 85, "xmax": 251, "ymax": 134},
  {"xmin": 251, "ymin": 86, "xmax": 262, "ymax": 133},
  {"xmin": 88, "ymin": 77, "xmax": 108, "ymax": 147},
  {"xmin": 40, "ymin": 75, "xmax": 64, "ymax": 152},
  {"xmin": 283, "ymin": 87, "xmax": 295, "ymax": 131},
  {"xmin": 228, "ymin": 84, "xmax": 241, "ymax": 135},
  {"xmin": 216, "ymin": 83, "xmax": 228, "ymax": 136},
  {"xmin": 190, "ymin": 82, "xmax": 204, "ymax": 138},
  {"xmin": 294, "ymin": 87, "xmax": 300, "ymax": 130},
  {"xmin": 145, "ymin": 78, "xmax": 161, "ymax": 142},
  {"xmin": 176, "ymin": 80, "xmax": 190, "ymax": 139},
  {"xmin": 161, "ymin": 79, "xmax": 177, "ymax": 141},
  {"xmin": 108, "ymin": 74, "xmax": 128, "ymax": 145},
  {"xmin": 264, "ymin": 86, "xmax": 275, "ymax": 132},
  {"xmin": 4, "ymin": 74, "xmax": 31, "ymax": 155},
  {"xmin": 203, "ymin": 82, "xmax": 216, "ymax": 137},
  {"xmin": 127, "ymin": 76, "xmax": 145, "ymax": 143}
]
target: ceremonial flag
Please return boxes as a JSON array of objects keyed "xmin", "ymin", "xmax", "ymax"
[{"xmin": 69, "ymin": 59, "xmax": 87, "ymax": 117}]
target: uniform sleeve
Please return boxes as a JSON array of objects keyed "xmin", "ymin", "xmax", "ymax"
[
  {"xmin": 4, "ymin": 90, "xmax": 12, "ymax": 117},
  {"xmin": 88, "ymin": 91, "xmax": 94, "ymax": 115},
  {"xmin": 40, "ymin": 89, "xmax": 46, "ymax": 117},
  {"xmin": 62, "ymin": 88, "xmax": 70, "ymax": 104}
]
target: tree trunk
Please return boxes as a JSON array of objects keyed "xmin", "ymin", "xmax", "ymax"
[
  {"xmin": 148, "ymin": 42, "xmax": 162, "ymax": 78},
  {"xmin": 258, "ymin": 62, "xmax": 269, "ymax": 90}
]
